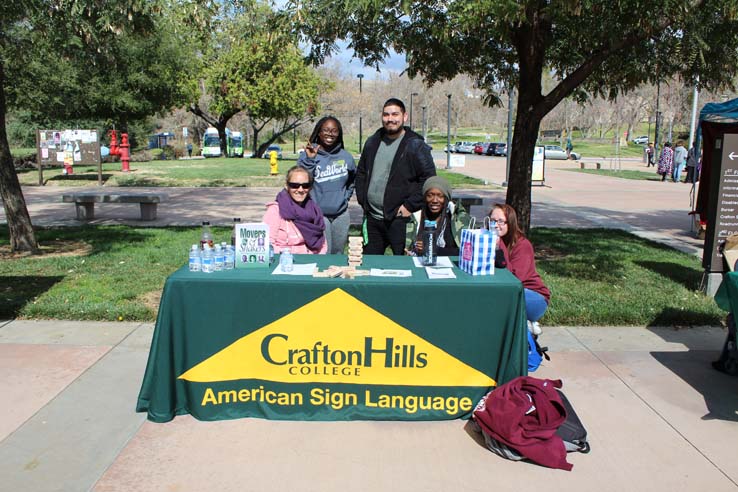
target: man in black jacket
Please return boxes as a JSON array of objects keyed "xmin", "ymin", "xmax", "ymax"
[{"xmin": 356, "ymin": 98, "xmax": 437, "ymax": 254}]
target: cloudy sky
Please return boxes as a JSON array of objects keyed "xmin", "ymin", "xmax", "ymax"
[{"xmin": 321, "ymin": 40, "xmax": 407, "ymax": 79}]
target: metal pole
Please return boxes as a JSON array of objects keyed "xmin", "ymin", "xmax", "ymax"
[
  {"xmin": 357, "ymin": 74, "xmax": 364, "ymax": 154},
  {"xmin": 293, "ymin": 127, "xmax": 296, "ymax": 154},
  {"xmin": 688, "ymin": 78, "xmax": 699, "ymax": 147},
  {"xmin": 409, "ymin": 92, "xmax": 418, "ymax": 131},
  {"xmin": 654, "ymin": 77, "xmax": 661, "ymax": 158},
  {"xmin": 504, "ymin": 88, "xmax": 513, "ymax": 187},
  {"xmin": 421, "ymin": 106, "xmax": 427, "ymax": 141},
  {"xmin": 446, "ymin": 94, "xmax": 452, "ymax": 170}
]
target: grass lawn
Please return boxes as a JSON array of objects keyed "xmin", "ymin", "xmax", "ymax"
[
  {"xmin": 15, "ymin": 157, "xmax": 486, "ymax": 188},
  {"xmin": 11, "ymin": 147, "xmax": 36, "ymax": 158},
  {"xmin": 0, "ymin": 226, "xmax": 724, "ymax": 326},
  {"xmin": 561, "ymin": 168, "xmax": 664, "ymax": 181}
]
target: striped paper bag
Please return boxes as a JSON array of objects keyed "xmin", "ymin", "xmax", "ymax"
[{"xmin": 458, "ymin": 228, "xmax": 496, "ymax": 275}]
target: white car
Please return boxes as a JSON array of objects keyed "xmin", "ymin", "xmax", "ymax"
[
  {"xmin": 455, "ymin": 141, "xmax": 475, "ymax": 154},
  {"xmin": 544, "ymin": 145, "xmax": 580, "ymax": 160},
  {"xmin": 632, "ymin": 136, "xmax": 649, "ymax": 145}
]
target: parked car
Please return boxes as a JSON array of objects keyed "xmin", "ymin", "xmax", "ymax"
[
  {"xmin": 632, "ymin": 135, "xmax": 649, "ymax": 145},
  {"xmin": 544, "ymin": 145, "xmax": 580, "ymax": 160},
  {"xmin": 443, "ymin": 144, "xmax": 456, "ymax": 153},
  {"xmin": 455, "ymin": 141, "xmax": 475, "ymax": 154},
  {"xmin": 262, "ymin": 144, "xmax": 283, "ymax": 159},
  {"xmin": 474, "ymin": 142, "xmax": 490, "ymax": 155},
  {"xmin": 486, "ymin": 142, "xmax": 508, "ymax": 156}
]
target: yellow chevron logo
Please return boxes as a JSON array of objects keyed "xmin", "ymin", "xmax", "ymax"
[{"xmin": 179, "ymin": 288, "xmax": 495, "ymax": 387}]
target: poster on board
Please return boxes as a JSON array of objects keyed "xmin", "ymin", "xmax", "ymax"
[{"xmin": 532, "ymin": 145, "xmax": 545, "ymax": 185}]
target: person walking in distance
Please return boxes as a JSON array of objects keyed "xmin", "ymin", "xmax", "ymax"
[
  {"xmin": 672, "ymin": 140, "xmax": 688, "ymax": 183},
  {"xmin": 657, "ymin": 142, "xmax": 674, "ymax": 182},
  {"xmin": 355, "ymin": 98, "xmax": 437, "ymax": 255},
  {"xmin": 646, "ymin": 142, "xmax": 655, "ymax": 167},
  {"xmin": 686, "ymin": 142, "xmax": 699, "ymax": 184}
]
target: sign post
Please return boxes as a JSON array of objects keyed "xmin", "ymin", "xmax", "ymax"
[{"xmin": 704, "ymin": 133, "xmax": 738, "ymax": 293}]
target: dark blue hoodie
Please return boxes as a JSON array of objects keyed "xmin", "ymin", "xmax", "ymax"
[{"xmin": 298, "ymin": 146, "xmax": 356, "ymax": 218}]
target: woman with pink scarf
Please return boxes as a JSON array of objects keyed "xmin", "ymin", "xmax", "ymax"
[{"xmin": 263, "ymin": 166, "xmax": 328, "ymax": 254}]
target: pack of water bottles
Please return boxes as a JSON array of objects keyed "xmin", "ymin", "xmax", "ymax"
[
  {"xmin": 188, "ymin": 220, "xmax": 237, "ymax": 273},
  {"xmin": 189, "ymin": 242, "xmax": 236, "ymax": 273}
]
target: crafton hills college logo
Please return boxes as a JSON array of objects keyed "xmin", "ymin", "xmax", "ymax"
[{"xmin": 179, "ymin": 288, "xmax": 495, "ymax": 388}]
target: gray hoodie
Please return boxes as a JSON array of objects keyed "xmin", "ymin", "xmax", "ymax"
[
  {"xmin": 298, "ymin": 146, "xmax": 356, "ymax": 217},
  {"xmin": 674, "ymin": 145, "xmax": 688, "ymax": 166}
]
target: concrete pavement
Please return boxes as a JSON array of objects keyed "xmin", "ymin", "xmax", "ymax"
[
  {"xmin": 2, "ymin": 320, "xmax": 738, "ymax": 491},
  {"xmin": 2, "ymin": 156, "xmax": 737, "ymax": 491}
]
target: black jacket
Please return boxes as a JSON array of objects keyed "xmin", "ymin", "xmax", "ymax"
[{"xmin": 356, "ymin": 127, "xmax": 436, "ymax": 219}]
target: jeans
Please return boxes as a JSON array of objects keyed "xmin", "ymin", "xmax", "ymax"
[
  {"xmin": 524, "ymin": 288, "xmax": 548, "ymax": 322},
  {"xmin": 364, "ymin": 215, "xmax": 408, "ymax": 255},
  {"xmin": 324, "ymin": 208, "xmax": 351, "ymax": 254},
  {"xmin": 673, "ymin": 163, "xmax": 686, "ymax": 182}
]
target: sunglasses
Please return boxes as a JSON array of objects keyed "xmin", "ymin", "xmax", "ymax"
[{"xmin": 287, "ymin": 182, "xmax": 311, "ymax": 190}]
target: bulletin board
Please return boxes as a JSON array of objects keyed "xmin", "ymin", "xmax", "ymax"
[{"xmin": 35, "ymin": 129, "xmax": 102, "ymax": 185}]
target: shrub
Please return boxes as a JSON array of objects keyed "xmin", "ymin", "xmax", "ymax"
[
  {"xmin": 160, "ymin": 145, "xmax": 177, "ymax": 160},
  {"xmin": 130, "ymin": 149, "xmax": 155, "ymax": 162}
]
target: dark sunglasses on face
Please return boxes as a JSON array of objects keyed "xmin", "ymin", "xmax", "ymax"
[
  {"xmin": 287, "ymin": 182, "xmax": 311, "ymax": 190},
  {"xmin": 320, "ymin": 128, "xmax": 339, "ymax": 136}
]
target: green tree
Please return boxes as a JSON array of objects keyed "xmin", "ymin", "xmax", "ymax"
[
  {"xmin": 1, "ymin": 1, "xmax": 206, "ymax": 252},
  {"xmin": 286, "ymin": 0, "xmax": 738, "ymax": 231},
  {"xmin": 187, "ymin": 4, "xmax": 323, "ymax": 157}
]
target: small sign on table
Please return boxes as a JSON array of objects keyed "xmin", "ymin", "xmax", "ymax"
[{"xmin": 235, "ymin": 223, "xmax": 270, "ymax": 268}]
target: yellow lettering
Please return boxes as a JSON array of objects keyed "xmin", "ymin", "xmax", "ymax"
[
  {"xmin": 365, "ymin": 389, "xmax": 377, "ymax": 407},
  {"xmin": 218, "ymin": 390, "xmax": 237, "ymax": 404},
  {"xmin": 201, "ymin": 387, "xmax": 217, "ymax": 406},
  {"xmin": 238, "ymin": 389, "xmax": 250, "ymax": 402},
  {"xmin": 310, "ymin": 387, "xmax": 326, "ymax": 405}
]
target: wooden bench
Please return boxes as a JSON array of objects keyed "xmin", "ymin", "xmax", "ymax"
[
  {"xmin": 62, "ymin": 192, "xmax": 167, "ymax": 221},
  {"xmin": 454, "ymin": 194, "xmax": 484, "ymax": 212}
]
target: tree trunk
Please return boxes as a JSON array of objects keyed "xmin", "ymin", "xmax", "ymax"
[
  {"xmin": 216, "ymin": 123, "xmax": 228, "ymax": 157},
  {"xmin": 0, "ymin": 61, "xmax": 38, "ymax": 253},
  {"xmin": 506, "ymin": 99, "xmax": 544, "ymax": 234}
]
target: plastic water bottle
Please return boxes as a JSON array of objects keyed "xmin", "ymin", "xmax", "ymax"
[
  {"xmin": 200, "ymin": 221, "xmax": 214, "ymax": 249},
  {"xmin": 189, "ymin": 244, "xmax": 201, "ymax": 272},
  {"xmin": 422, "ymin": 220, "xmax": 437, "ymax": 266},
  {"xmin": 201, "ymin": 245, "xmax": 214, "ymax": 273},
  {"xmin": 214, "ymin": 244, "xmax": 225, "ymax": 271},
  {"xmin": 269, "ymin": 244, "xmax": 274, "ymax": 264},
  {"xmin": 224, "ymin": 245, "xmax": 235, "ymax": 270},
  {"xmin": 280, "ymin": 247, "xmax": 293, "ymax": 272},
  {"xmin": 231, "ymin": 218, "xmax": 242, "ymax": 247}
]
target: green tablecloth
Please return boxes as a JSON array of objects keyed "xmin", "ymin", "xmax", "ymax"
[
  {"xmin": 715, "ymin": 272, "xmax": 738, "ymax": 313},
  {"xmin": 136, "ymin": 255, "xmax": 527, "ymax": 422}
]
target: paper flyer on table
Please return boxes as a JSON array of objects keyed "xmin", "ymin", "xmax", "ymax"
[
  {"xmin": 412, "ymin": 256, "xmax": 454, "ymax": 268},
  {"xmin": 369, "ymin": 268, "xmax": 412, "ymax": 277},
  {"xmin": 425, "ymin": 267, "xmax": 456, "ymax": 279},
  {"xmin": 271, "ymin": 263, "xmax": 317, "ymax": 275}
]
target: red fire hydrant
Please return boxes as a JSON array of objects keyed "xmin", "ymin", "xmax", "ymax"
[
  {"xmin": 119, "ymin": 133, "xmax": 130, "ymax": 172},
  {"xmin": 108, "ymin": 130, "xmax": 130, "ymax": 172},
  {"xmin": 109, "ymin": 130, "xmax": 119, "ymax": 156}
]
